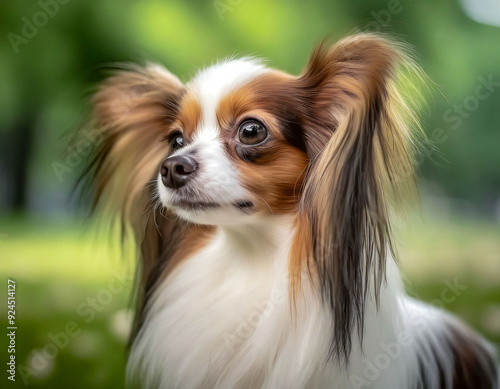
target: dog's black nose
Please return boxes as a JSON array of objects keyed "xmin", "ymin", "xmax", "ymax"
[{"xmin": 160, "ymin": 155, "xmax": 197, "ymax": 189}]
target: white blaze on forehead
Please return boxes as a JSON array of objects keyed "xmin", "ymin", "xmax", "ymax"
[{"xmin": 187, "ymin": 58, "xmax": 268, "ymax": 129}]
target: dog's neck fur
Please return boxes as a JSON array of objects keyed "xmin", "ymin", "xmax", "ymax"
[
  {"xmin": 127, "ymin": 216, "xmax": 412, "ymax": 388},
  {"xmin": 216, "ymin": 216, "xmax": 296, "ymax": 269}
]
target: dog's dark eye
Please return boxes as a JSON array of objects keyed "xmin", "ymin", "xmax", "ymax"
[
  {"xmin": 171, "ymin": 134, "xmax": 184, "ymax": 150},
  {"xmin": 238, "ymin": 120, "xmax": 268, "ymax": 145}
]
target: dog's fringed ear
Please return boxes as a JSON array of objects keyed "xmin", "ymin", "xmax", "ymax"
[
  {"xmin": 78, "ymin": 64, "xmax": 185, "ymax": 341},
  {"xmin": 292, "ymin": 34, "xmax": 424, "ymax": 363},
  {"xmin": 85, "ymin": 64, "xmax": 183, "ymax": 222}
]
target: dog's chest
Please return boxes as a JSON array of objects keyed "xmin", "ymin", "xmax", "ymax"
[{"xmin": 130, "ymin": 230, "xmax": 334, "ymax": 388}]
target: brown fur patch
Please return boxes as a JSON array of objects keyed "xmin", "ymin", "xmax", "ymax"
[
  {"xmin": 415, "ymin": 320, "xmax": 498, "ymax": 388},
  {"xmin": 176, "ymin": 92, "xmax": 202, "ymax": 138},
  {"xmin": 161, "ymin": 223, "xmax": 215, "ymax": 279},
  {"xmin": 216, "ymin": 72, "xmax": 310, "ymax": 214},
  {"xmin": 447, "ymin": 323, "xmax": 498, "ymax": 389},
  {"xmin": 288, "ymin": 214, "xmax": 313, "ymax": 308}
]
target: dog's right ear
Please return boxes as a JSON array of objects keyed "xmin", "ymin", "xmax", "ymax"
[{"xmin": 78, "ymin": 64, "xmax": 185, "ymax": 342}]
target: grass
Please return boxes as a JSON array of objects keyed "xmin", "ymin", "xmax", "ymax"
[
  {"xmin": 0, "ymin": 215, "xmax": 499, "ymax": 388},
  {"xmin": 1, "ymin": 219, "xmax": 132, "ymax": 388}
]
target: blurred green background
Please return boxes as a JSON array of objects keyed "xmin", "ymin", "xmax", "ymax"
[{"xmin": 0, "ymin": 0, "xmax": 499, "ymax": 388}]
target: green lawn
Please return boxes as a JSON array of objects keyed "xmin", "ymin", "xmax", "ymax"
[
  {"xmin": 0, "ymin": 216, "xmax": 499, "ymax": 388},
  {"xmin": 0, "ymin": 219, "xmax": 133, "ymax": 388}
]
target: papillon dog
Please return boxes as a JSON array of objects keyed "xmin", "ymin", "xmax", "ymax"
[{"xmin": 82, "ymin": 34, "xmax": 498, "ymax": 388}]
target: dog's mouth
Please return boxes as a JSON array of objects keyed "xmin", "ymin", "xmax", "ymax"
[
  {"xmin": 169, "ymin": 199, "xmax": 255, "ymax": 212},
  {"xmin": 170, "ymin": 200, "xmax": 220, "ymax": 211}
]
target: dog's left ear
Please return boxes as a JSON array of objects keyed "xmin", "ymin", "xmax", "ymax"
[
  {"xmin": 78, "ymin": 64, "xmax": 186, "ymax": 342},
  {"xmin": 290, "ymin": 34, "xmax": 423, "ymax": 362}
]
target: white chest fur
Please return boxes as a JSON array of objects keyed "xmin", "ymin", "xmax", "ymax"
[{"xmin": 127, "ymin": 219, "xmax": 416, "ymax": 389}]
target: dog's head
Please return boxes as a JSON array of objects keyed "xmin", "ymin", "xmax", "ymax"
[
  {"xmin": 85, "ymin": 33, "xmax": 423, "ymax": 361},
  {"xmin": 153, "ymin": 58, "xmax": 309, "ymax": 225}
]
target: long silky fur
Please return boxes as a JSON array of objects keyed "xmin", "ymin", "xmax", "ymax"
[
  {"xmin": 77, "ymin": 64, "xmax": 186, "ymax": 343},
  {"xmin": 293, "ymin": 34, "xmax": 425, "ymax": 363}
]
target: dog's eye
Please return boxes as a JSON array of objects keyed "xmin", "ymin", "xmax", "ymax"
[
  {"xmin": 238, "ymin": 120, "xmax": 268, "ymax": 145},
  {"xmin": 171, "ymin": 134, "xmax": 184, "ymax": 150}
]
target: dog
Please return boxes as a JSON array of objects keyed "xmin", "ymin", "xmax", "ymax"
[{"xmin": 81, "ymin": 33, "xmax": 498, "ymax": 388}]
